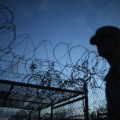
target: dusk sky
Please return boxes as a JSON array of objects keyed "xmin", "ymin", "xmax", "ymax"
[{"xmin": 1, "ymin": 0, "xmax": 120, "ymax": 51}]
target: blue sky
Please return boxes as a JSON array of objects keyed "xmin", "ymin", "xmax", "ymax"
[{"xmin": 1, "ymin": 0, "xmax": 120, "ymax": 51}]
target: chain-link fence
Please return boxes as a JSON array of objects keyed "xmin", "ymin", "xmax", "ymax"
[
  {"xmin": 88, "ymin": 84, "xmax": 107, "ymax": 120},
  {"xmin": 0, "ymin": 78, "xmax": 88, "ymax": 120},
  {"xmin": 40, "ymin": 96, "xmax": 85, "ymax": 120}
]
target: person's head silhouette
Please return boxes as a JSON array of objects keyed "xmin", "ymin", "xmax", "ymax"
[
  {"xmin": 90, "ymin": 26, "xmax": 120, "ymax": 120},
  {"xmin": 90, "ymin": 26, "xmax": 120, "ymax": 66}
]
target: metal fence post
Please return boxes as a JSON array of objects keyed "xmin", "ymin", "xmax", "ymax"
[
  {"xmin": 84, "ymin": 81, "xmax": 89, "ymax": 120},
  {"xmin": 51, "ymin": 104, "xmax": 53, "ymax": 120},
  {"xmin": 38, "ymin": 110, "xmax": 41, "ymax": 120}
]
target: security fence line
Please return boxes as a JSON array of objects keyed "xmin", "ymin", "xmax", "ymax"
[
  {"xmin": 0, "ymin": 4, "xmax": 107, "ymax": 120},
  {"xmin": 0, "ymin": 79, "xmax": 90, "ymax": 120}
]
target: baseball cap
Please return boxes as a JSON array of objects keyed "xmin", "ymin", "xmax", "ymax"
[{"xmin": 90, "ymin": 26, "xmax": 120, "ymax": 45}]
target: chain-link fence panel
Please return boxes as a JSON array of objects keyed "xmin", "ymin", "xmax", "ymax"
[{"xmin": 88, "ymin": 83, "xmax": 107, "ymax": 120}]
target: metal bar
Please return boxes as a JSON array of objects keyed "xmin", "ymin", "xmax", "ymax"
[
  {"xmin": 39, "ymin": 94, "xmax": 81, "ymax": 110},
  {"xmin": 51, "ymin": 104, "xmax": 53, "ymax": 120},
  {"xmin": 0, "ymin": 79, "xmax": 84, "ymax": 94},
  {"xmin": 38, "ymin": 110, "xmax": 41, "ymax": 120},
  {"xmin": 53, "ymin": 96, "xmax": 85, "ymax": 109},
  {"xmin": 84, "ymin": 82, "xmax": 89, "ymax": 120}
]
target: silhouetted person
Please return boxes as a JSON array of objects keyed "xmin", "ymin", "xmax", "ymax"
[{"xmin": 90, "ymin": 26, "xmax": 120, "ymax": 120}]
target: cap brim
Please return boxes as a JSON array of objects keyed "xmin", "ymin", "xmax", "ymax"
[{"xmin": 90, "ymin": 36, "xmax": 97, "ymax": 45}]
